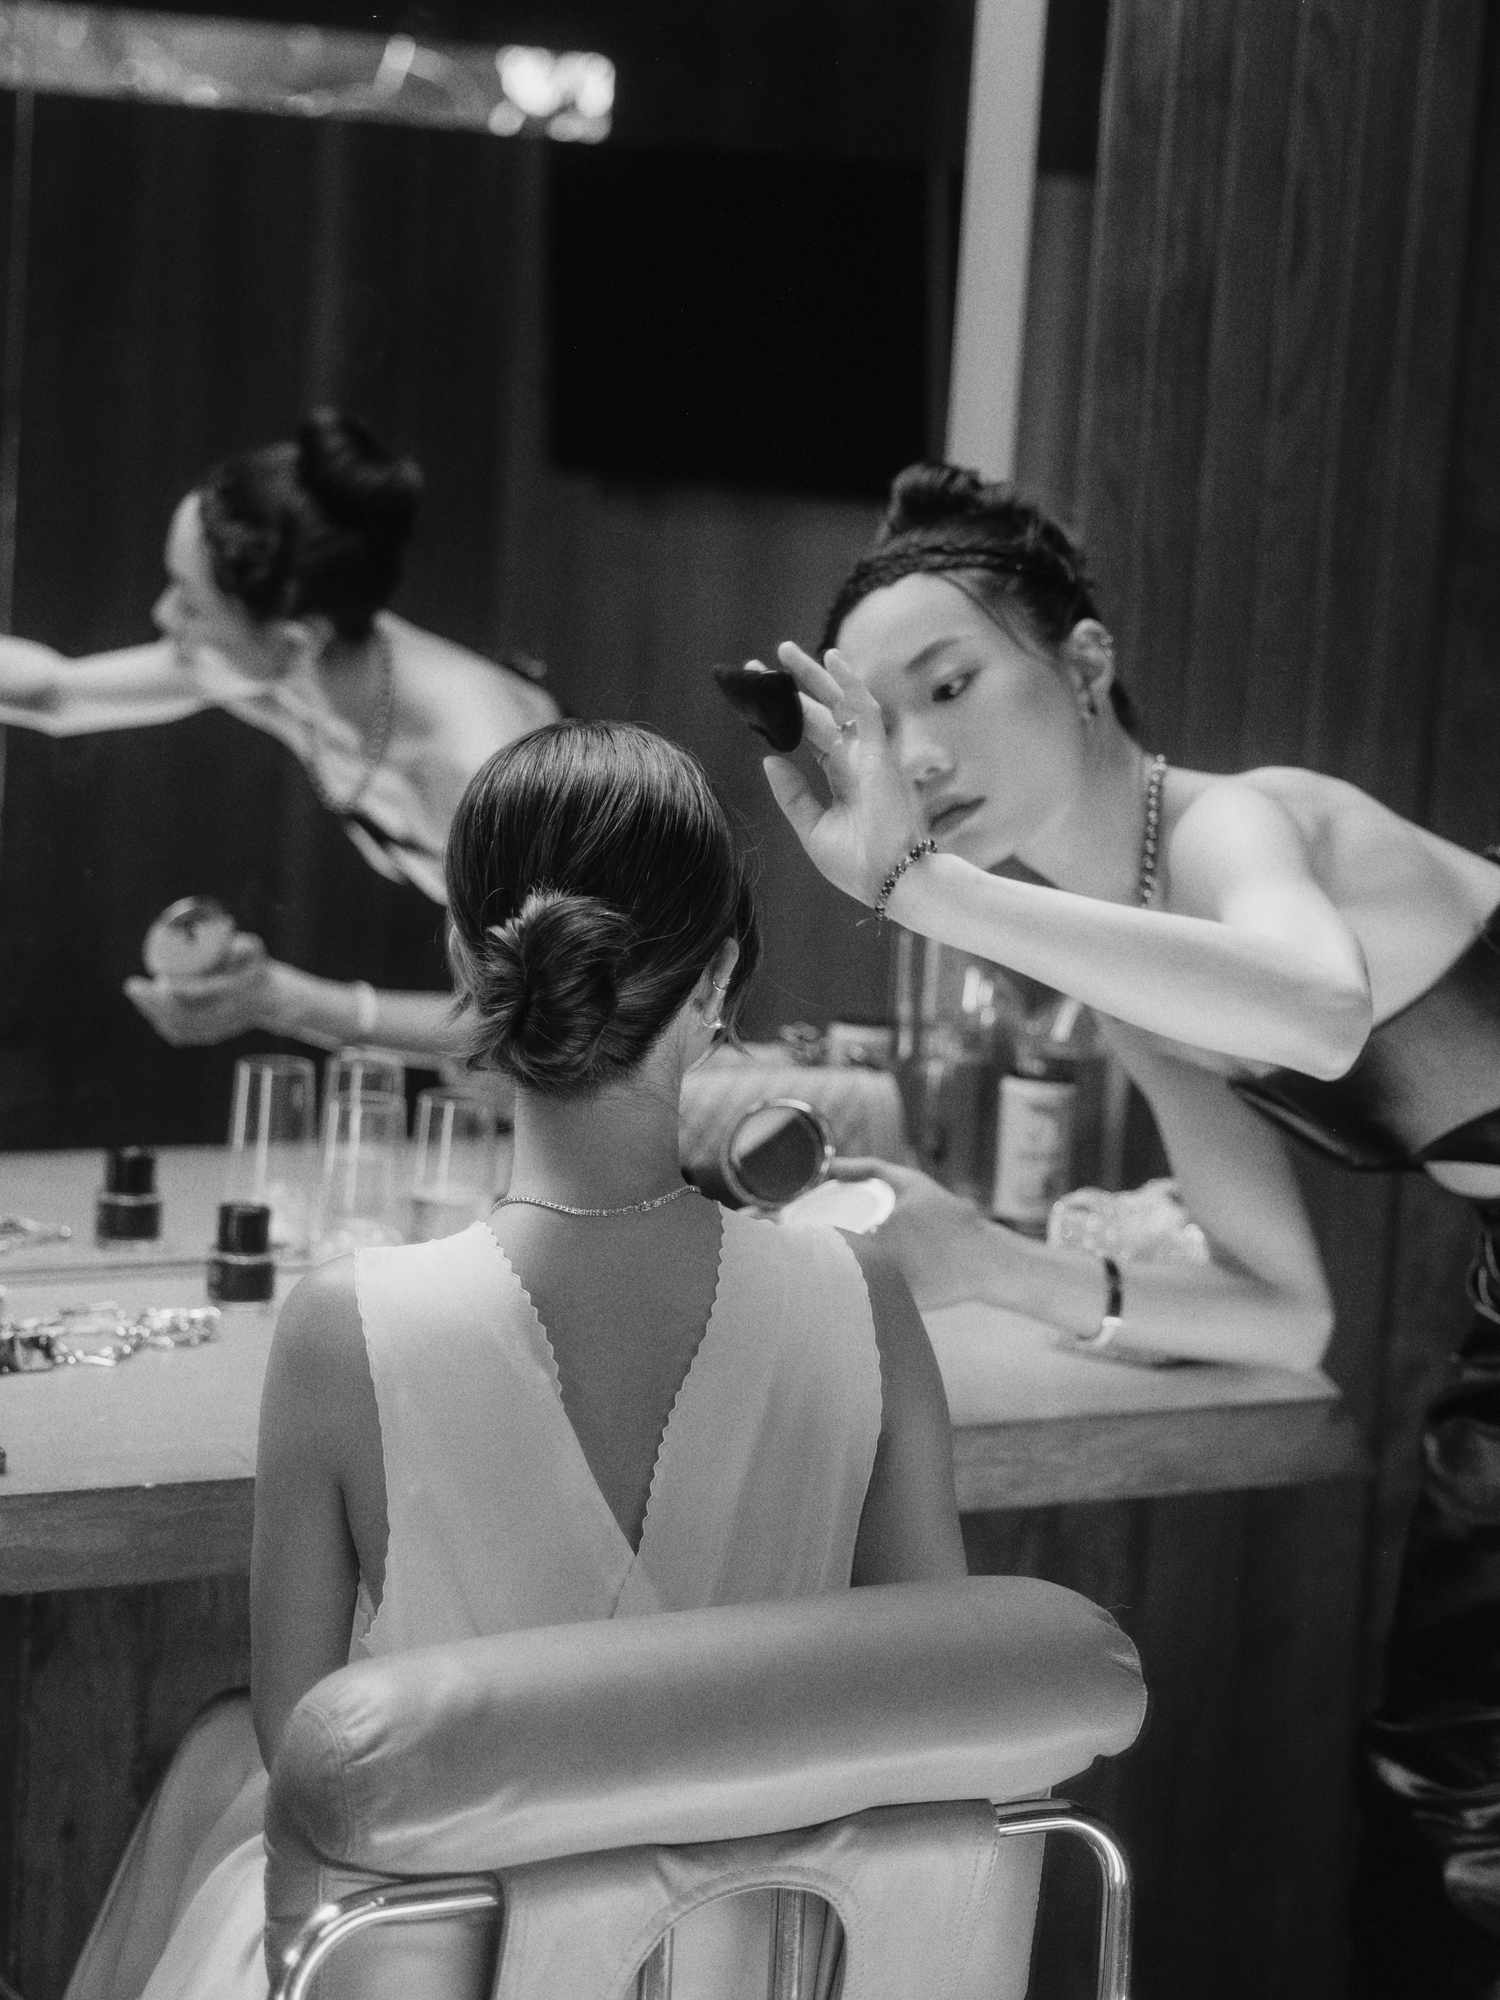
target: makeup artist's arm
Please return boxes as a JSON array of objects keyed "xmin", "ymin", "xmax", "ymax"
[
  {"xmin": 835, "ymin": 1027, "xmax": 1332, "ymax": 1375},
  {"xmin": 0, "ymin": 638, "xmax": 205, "ymax": 733},
  {"xmin": 764, "ymin": 643, "xmax": 1371, "ymax": 1079},
  {"xmin": 124, "ymin": 935, "xmax": 467, "ymax": 1059}
]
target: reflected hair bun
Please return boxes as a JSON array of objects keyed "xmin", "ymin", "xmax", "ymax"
[
  {"xmin": 467, "ymin": 890, "xmax": 638, "ymax": 1094},
  {"xmin": 296, "ymin": 408, "xmax": 422, "ymax": 548}
]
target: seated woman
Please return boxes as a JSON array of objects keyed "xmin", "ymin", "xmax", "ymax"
[
  {"xmin": 63, "ymin": 718, "xmax": 964, "ymax": 2000},
  {"xmin": 757, "ymin": 461, "xmax": 1500, "ymax": 1997},
  {"xmin": 0, "ymin": 408, "xmax": 559, "ymax": 1056}
]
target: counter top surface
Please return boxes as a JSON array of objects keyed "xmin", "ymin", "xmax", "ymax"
[{"xmin": 1, "ymin": 1148, "xmax": 1365, "ymax": 1592}]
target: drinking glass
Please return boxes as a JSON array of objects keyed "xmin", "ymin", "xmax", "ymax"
[
  {"xmin": 409, "ymin": 1086, "xmax": 500, "ymax": 1240},
  {"xmin": 225, "ymin": 1054, "xmax": 317, "ymax": 1254},
  {"xmin": 325, "ymin": 1046, "xmax": 406, "ymax": 1107},
  {"xmin": 314, "ymin": 1088, "xmax": 408, "ymax": 1256}
]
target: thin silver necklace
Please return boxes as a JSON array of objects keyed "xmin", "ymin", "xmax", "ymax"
[
  {"xmin": 1137, "ymin": 752, "xmax": 1168, "ymax": 908},
  {"xmin": 305, "ymin": 627, "xmax": 396, "ymax": 817},
  {"xmin": 492, "ymin": 1183, "xmax": 698, "ymax": 1219}
]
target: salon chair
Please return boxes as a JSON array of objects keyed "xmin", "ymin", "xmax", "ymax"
[{"xmin": 264, "ymin": 1577, "xmax": 1146, "ymax": 2000}]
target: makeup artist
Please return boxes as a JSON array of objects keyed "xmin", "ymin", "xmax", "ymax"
[
  {"xmin": 0, "ymin": 408, "xmax": 559, "ymax": 1056},
  {"xmin": 760, "ymin": 460, "xmax": 1500, "ymax": 1999}
]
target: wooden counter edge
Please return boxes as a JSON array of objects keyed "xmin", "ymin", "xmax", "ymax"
[
  {"xmin": 0, "ymin": 1479, "xmax": 255, "ymax": 1595},
  {"xmin": 952, "ymin": 1395, "xmax": 1369, "ymax": 1512},
  {"xmin": 2, "ymin": 1395, "xmax": 1368, "ymax": 1592}
]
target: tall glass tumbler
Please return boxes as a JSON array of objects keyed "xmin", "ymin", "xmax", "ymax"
[
  {"xmin": 225, "ymin": 1054, "xmax": 317, "ymax": 1254},
  {"xmin": 325, "ymin": 1046, "xmax": 407, "ymax": 1107},
  {"xmin": 409, "ymin": 1086, "xmax": 499, "ymax": 1240},
  {"xmin": 314, "ymin": 1087, "xmax": 408, "ymax": 1257}
]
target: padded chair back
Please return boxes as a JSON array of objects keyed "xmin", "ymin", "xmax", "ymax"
[{"xmin": 265, "ymin": 1576, "xmax": 1146, "ymax": 2000}]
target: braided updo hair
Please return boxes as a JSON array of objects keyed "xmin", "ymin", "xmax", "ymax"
[
  {"xmin": 446, "ymin": 721, "xmax": 760, "ymax": 1097},
  {"xmin": 196, "ymin": 409, "xmax": 422, "ymax": 642},
  {"xmin": 823, "ymin": 463, "xmax": 1138, "ymax": 734}
]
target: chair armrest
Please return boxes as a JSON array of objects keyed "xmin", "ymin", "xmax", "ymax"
[{"xmin": 266, "ymin": 1576, "xmax": 1144, "ymax": 1886}]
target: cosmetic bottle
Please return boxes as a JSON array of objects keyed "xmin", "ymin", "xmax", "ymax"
[
  {"xmin": 991, "ymin": 997, "xmax": 1101, "ymax": 1235},
  {"xmin": 96, "ymin": 1146, "xmax": 163, "ymax": 1248},
  {"xmin": 207, "ymin": 1202, "xmax": 276, "ymax": 1309}
]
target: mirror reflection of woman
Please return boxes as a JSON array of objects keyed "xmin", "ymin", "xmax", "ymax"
[
  {"xmin": 0, "ymin": 409, "xmax": 559, "ymax": 1055},
  {"xmin": 761, "ymin": 462, "xmax": 1500, "ymax": 1996}
]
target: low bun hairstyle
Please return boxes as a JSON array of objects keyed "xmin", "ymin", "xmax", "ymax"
[
  {"xmin": 446, "ymin": 722, "xmax": 760, "ymax": 1097},
  {"xmin": 196, "ymin": 409, "xmax": 422, "ymax": 642},
  {"xmin": 823, "ymin": 462, "xmax": 1138, "ymax": 736}
]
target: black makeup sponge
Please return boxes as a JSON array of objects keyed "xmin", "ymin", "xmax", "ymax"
[{"xmin": 711, "ymin": 664, "xmax": 804, "ymax": 754}]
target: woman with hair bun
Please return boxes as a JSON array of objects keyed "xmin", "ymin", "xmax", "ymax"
[
  {"xmin": 757, "ymin": 460, "xmax": 1500, "ymax": 1994},
  {"xmin": 62, "ymin": 719, "xmax": 963, "ymax": 2000},
  {"xmin": 0, "ymin": 409, "xmax": 558, "ymax": 1055}
]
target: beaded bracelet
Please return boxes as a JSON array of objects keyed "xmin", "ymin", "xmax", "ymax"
[
  {"xmin": 873, "ymin": 839, "xmax": 937, "ymax": 922},
  {"xmin": 1075, "ymin": 1255, "xmax": 1125, "ymax": 1351}
]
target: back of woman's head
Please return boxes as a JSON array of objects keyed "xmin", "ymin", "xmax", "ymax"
[
  {"xmin": 446, "ymin": 721, "xmax": 760, "ymax": 1096},
  {"xmin": 197, "ymin": 408, "xmax": 422, "ymax": 641},
  {"xmin": 824, "ymin": 462, "xmax": 1138, "ymax": 734}
]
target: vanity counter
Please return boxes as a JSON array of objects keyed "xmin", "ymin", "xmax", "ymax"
[{"xmin": 0, "ymin": 1146, "xmax": 1364, "ymax": 1593}]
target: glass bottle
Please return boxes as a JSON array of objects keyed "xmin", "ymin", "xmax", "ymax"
[
  {"xmin": 990, "ymin": 995, "xmax": 1102, "ymax": 1234},
  {"xmin": 892, "ymin": 934, "xmax": 1024, "ymax": 1200}
]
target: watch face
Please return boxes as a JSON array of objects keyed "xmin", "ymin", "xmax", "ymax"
[{"xmin": 142, "ymin": 896, "xmax": 236, "ymax": 979}]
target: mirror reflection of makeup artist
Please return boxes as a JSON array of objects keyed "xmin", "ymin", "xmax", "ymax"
[
  {"xmin": 0, "ymin": 409, "xmax": 559, "ymax": 1055},
  {"xmin": 758, "ymin": 461, "xmax": 1500, "ymax": 1998}
]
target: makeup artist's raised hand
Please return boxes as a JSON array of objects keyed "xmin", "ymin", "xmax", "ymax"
[
  {"xmin": 760, "ymin": 641, "xmax": 926, "ymax": 907},
  {"xmin": 124, "ymin": 932, "xmax": 280, "ymax": 1045}
]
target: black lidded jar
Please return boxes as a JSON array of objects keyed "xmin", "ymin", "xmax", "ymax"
[
  {"xmin": 96, "ymin": 1145, "xmax": 163, "ymax": 1246},
  {"xmin": 207, "ymin": 1201, "xmax": 276, "ymax": 1306}
]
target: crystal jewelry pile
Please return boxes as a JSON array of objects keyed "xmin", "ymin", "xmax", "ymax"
[
  {"xmin": 0, "ymin": 1213, "xmax": 74, "ymax": 1256},
  {"xmin": 1, "ymin": 1301, "xmax": 220, "ymax": 1373}
]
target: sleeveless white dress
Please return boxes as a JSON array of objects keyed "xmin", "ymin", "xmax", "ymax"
[{"xmin": 66, "ymin": 1206, "xmax": 883, "ymax": 2000}]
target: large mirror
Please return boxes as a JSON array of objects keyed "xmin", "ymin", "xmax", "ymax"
[{"xmin": 0, "ymin": 0, "xmax": 1106, "ymax": 1153}]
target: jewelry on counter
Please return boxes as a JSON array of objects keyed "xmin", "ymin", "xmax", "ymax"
[
  {"xmin": 0, "ymin": 1214, "xmax": 73, "ymax": 1256},
  {"xmin": 1137, "ymin": 753, "xmax": 1168, "ymax": 908},
  {"xmin": 873, "ymin": 838, "xmax": 938, "ymax": 923},
  {"xmin": 1075, "ymin": 1255, "xmax": 1125, "ymax": 1352},
  {"xmin": 1, "ymin": 1301, "xmax": 221, "ymax": 1373},
  {"xmin": 492, "ymin": 1183, "xmax": 698, "ymax": 1220},
  {"xmin": 305, "ymin": 627, "xmax": 396, "ymax": 816}
]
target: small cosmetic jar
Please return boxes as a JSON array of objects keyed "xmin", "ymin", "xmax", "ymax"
[
  {"xmin": 207, "ymin": 1201, "xmax": 275, "ymax": 1307},
  {"xmin": 96, "ymin": 1146, "xmax": 163, "ymax": 1247}
]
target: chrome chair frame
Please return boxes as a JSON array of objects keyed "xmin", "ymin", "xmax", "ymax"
[{"xmin": 269, "ymin": 1795, "xmax": 1133, "ymax": 2000}]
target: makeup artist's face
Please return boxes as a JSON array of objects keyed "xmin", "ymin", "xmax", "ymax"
[
  {"xmin": 833, "ymin": 574, "xmax": 1088, "ymax": 869},
  {"xmin": 152, "ymin": 494, "xmax": 284, "ymax": 689}
]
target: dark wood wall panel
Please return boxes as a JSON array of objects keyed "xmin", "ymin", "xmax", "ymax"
[{"xmin": 1070, "ymin": 3, "xmax": 1494, "ymax": 1995}]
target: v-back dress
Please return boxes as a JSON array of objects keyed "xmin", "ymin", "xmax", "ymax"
[{"xmin": 65, "ymin": 1205, "xmax": 883, "ymax": 2000}]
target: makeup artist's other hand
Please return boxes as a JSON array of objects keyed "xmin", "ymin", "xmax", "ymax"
[
  {"xmin": 829, "ymin": 1155, "xmax": 1021, "ymax": 1312},
  {"xmin": 124, "ymin": 933, "xmax": 282, "ymax": 1045},
  {"xmin": 760, "ymin": 642, "xmax": 925, "ymax": 907}
]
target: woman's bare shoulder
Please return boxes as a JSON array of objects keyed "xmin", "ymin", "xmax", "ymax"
[{"xmin": 269, "ymin": 1257, "xmax": 365, "ymax": 1384}]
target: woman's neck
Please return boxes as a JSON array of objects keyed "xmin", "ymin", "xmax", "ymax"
[
  {"xmin": 507, "ymin": 1055, "xmax": 689, "ymax": 1209},
  {"xmin": 1018, "ymin": 729, "xmax": 1165, "ymax": 903},
  {"xmin": 312, "ymin": 622, "xmax": 392, "ymax": 737}
]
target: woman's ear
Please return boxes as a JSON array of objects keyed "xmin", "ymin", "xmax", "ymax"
[
  {"xmin": 1061, "ymin": 619, "xmax": 1117, "ymax": 718},
  {"xmin": 693, "ymin": 937, "xmax": 742, "ymax": 1030}
]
